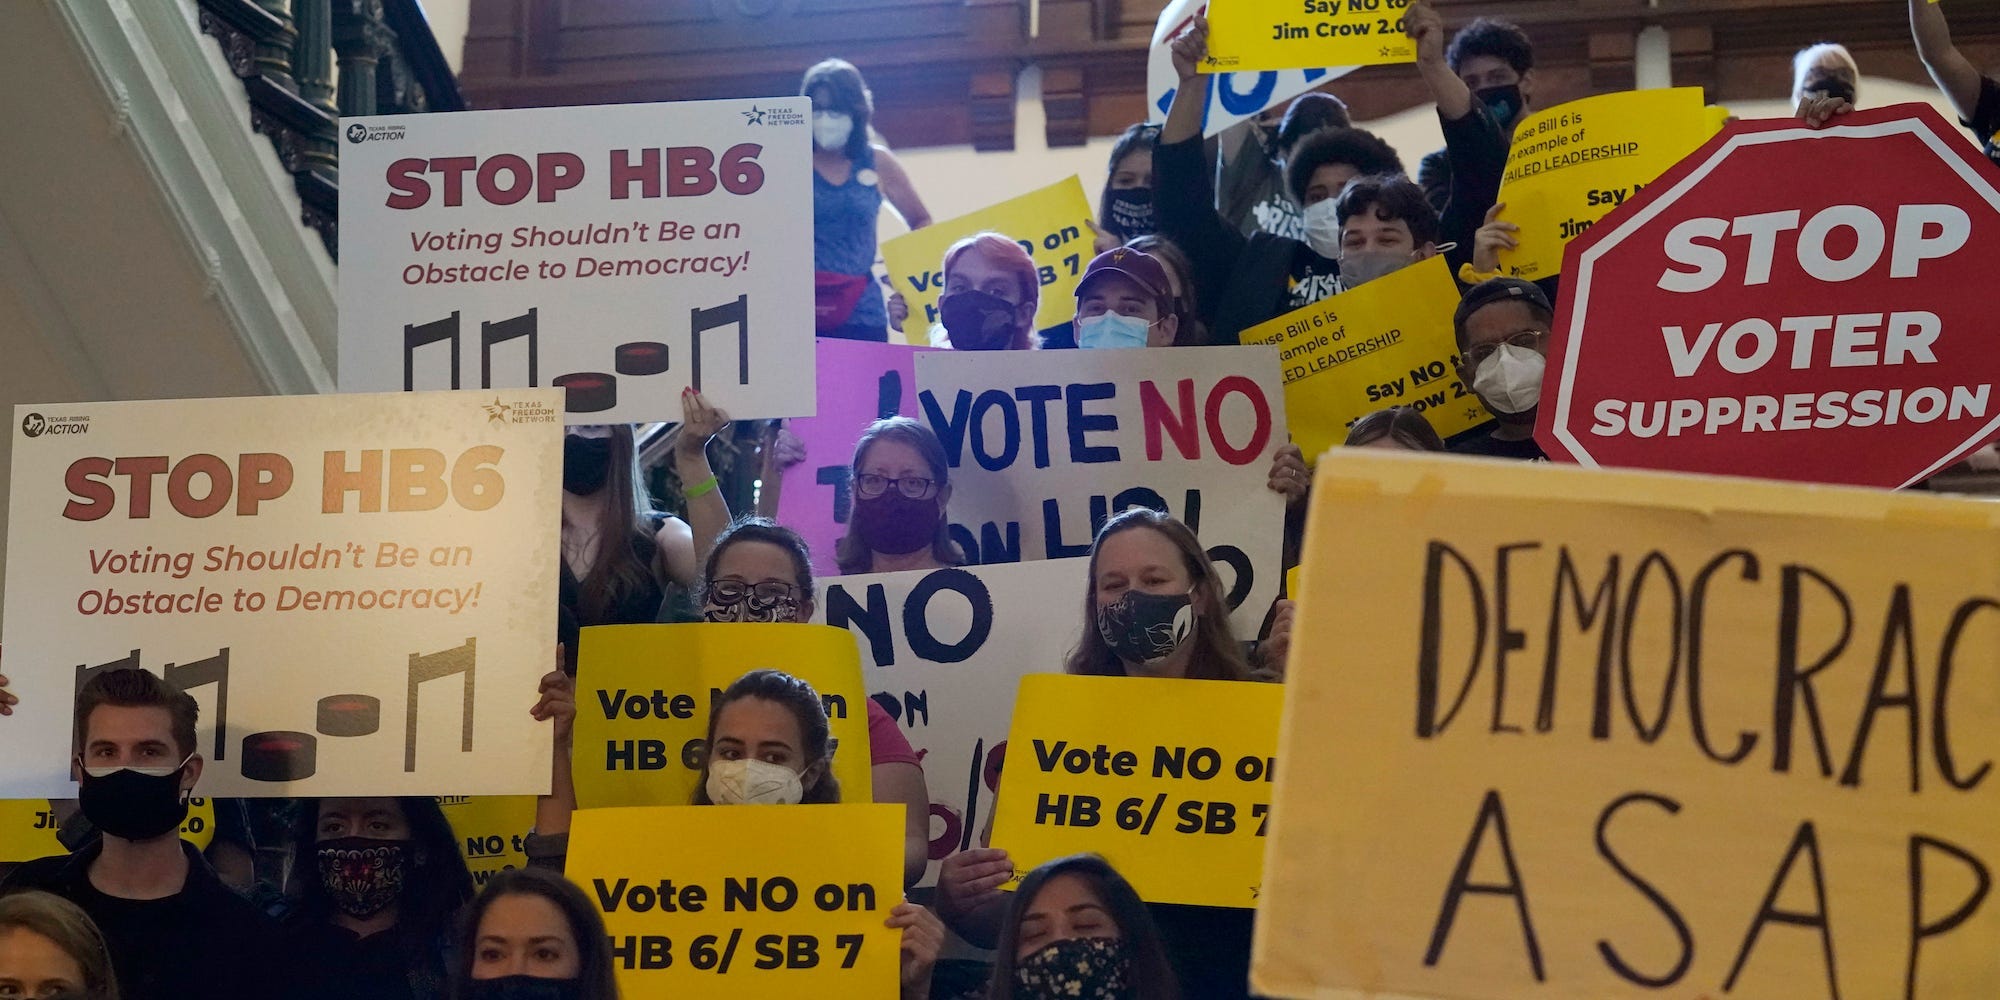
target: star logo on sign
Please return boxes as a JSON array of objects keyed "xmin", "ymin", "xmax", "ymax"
[
  {"xmin": 1249, "ymin": 885, "xmax": 1262, "ymax": 900},
  {"xmin": 1379, "ymin": 46, "xmax": 1394, "ymax": 58},
  {"xmin": 1465, "ymin": 407, "xmax": 1486, "ymax": 421},
  {"xmin": 741, "ymin": 105, "xmax": 767, "ymax": 125},
  {"xmin": 482, "ymin": 397, "xmax": 512, "ymax": 425}
]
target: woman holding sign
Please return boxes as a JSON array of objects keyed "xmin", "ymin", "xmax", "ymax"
[
  {"xmin": 692, "ymin": 668, "xmax": 946, "ymax": 1000},
  {"xmin": 558, "ymin": 391, "xmax": 733, "ymax": 657},
  {"xmin": 697, "ymin": 518, "xmax": 933, "ymax": 887},
  {"xmin": 835, "ymin": 418, "xmax": 967, "ymax": 575},
  {"xmin": 803, "ymin": 59, "xmax": 933, "ymax": 342},
  {"xmin": 941, "ymin": 510, "xmax": 1272, "ymax": 998}
]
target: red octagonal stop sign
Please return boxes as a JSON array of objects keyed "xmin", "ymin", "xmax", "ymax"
[{"xmin": 1537, "ymin": 104, "xmax": 2000, "ymax": 487}]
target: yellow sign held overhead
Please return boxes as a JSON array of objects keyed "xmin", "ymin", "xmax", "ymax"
[
  {"xmin": 1240, "ymin": 255, "xmax": 1481, "ymax": 460},
  {"xmin": 569, "ymin": 804, "xmax": 902, "ymax": 999},
  {"xmin": 1253, "ymin": 452, "xmax": 2000, "ymax": 999},
  {"xmin": 1204, "ymin": 0, "xmax": 1418, "ymax": 74},
  {"xmin": 881, "ymin": 177, "xmax": 1096, "ymax": 341},
  {"xmin": 1496, "ymin": 87, "xmax": 1721, "ymax": 279},
  {"xmin": 572, "ymin": 624, "xmax": 872, "ymax": 809},
  {"xmin": 992, "ymin": 674, "xmax": 1282, "ymax": 909}
]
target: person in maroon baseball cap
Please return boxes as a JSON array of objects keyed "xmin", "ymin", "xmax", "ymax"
[{"xmin": 1072, "ymin": 247, "xmax": 1182, "ymax": 350}]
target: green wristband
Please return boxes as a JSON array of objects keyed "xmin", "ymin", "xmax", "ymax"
[{"xmin": 684, "ymin": 474, "xmax": 720, "ymax": 499}]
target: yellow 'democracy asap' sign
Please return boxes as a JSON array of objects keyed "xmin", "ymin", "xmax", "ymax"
[
  {"xmin": 992, "ymin": 674, "xmax": 1282, "ymax": 909},
  {"xmin": 1252, "ymin": 452, "xmax": 2000, "ymax": 999},
  {"xmin": 881, "ymin": 176, "xmax": 1096, "ymax": 339},
  {"xmin": 573, "ymin": 624, "xmax": 872, "ymax": 809},
  {"xmin": 1204, "ymin": 0, "xmax": 1417, "ymax": 73},
  {"xmin": 1496, "ymin": 87, "xmax": 1723, "ymax": 279},
  {"xmin": 1240, "ymin": 255, "xmax": 1483, "ymax": 459},
  {"xmin": 569, "ymin": 804, "xmax": 902, "ymax": 999}
]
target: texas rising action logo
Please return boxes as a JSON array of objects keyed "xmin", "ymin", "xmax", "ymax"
[{"xmin": 20, "ymin": 412, "xmax": 88, "ymax": 438}]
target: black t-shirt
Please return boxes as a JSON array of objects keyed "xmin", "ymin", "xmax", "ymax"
[
  {"xmin": 1450, "ymin": 425, "xmax": 1548, "ymax": 461},
  {"xmin": 1284, "ymin": 243, "xmax": 1342, "ymax": 312},
  {"xmin": 2, "ymin": 841, "xmax": 284, "ymax": 1000},
  {"xmin": 287, "ymin": 916, "xmax": 453, "ymax": 1000},
  {"xmin": 1964, "ymin": 75, "xmax": 2000, "ymax": 166}
]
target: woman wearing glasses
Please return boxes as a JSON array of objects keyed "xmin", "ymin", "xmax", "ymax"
[
  {"xmin": 697, "ymin": 517, "xmax": 932, "ymax": 888},
  {"xmin": 834, "ymin": 417, "xmax": 967, "ymax": 576}
]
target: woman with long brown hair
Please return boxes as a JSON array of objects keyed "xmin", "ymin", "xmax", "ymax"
[
  {"xmin": 558, "ymin": 393, "xmax": 732, "ymax": 652},
  {"xmin": 942, "ymin": 509, "xmax": 1271, "ymax": 999},
  {"xmin": 1062, "ymin": 508, "xmax": 1253, "ymax": 680}
]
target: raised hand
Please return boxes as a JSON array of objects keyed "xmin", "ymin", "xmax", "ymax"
[
  {"xmin": 1171, "ymin": 14, "xmax": 1210, "ymax": 82},
  {"xmin": 1472, "ymin": 202, "xmax": 1521, "ymax": 274}
]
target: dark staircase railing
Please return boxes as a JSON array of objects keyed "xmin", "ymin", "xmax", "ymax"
[{"xmin": 195, "ymin": 0, "xmax": 464, "ymax": 262}]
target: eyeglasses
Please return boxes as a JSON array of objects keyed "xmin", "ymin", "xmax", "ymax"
[
  {"xmin": 855, "ymin": 474, "xmax": 939, "ymax": 500},
  {"xmin": 1464, "ymin": 330, "xmax": 1546, "ymax": 367},
  {"xmin": 704, "ymin": 579, "xmax": 801, "ymax": 607}
]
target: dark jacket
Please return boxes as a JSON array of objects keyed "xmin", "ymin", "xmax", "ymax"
[
  {"xmin": 4, "ymin": 840, "xmax": 284, "ymax": 1000},
  {"xmin": 1158, "ymin": 101, "xmax": 1511, "ymax": 344}
]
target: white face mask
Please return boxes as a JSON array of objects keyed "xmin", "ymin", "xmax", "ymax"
[
  {"xmin": 1471, "ymin": 343, "xmax": 1546, "ymax": 415},
  {"xmin": 812, "ymin": 111, "xmax": 854, "ymax": 151},
  {"xmin": 1077, "ymin": 312, "xmax": 1153, "ymax": 349},
  {"xmin": 706, "ymin": 757, "xmax": 805, "ymax": 805},
  {"xmin": 1301, "ymin": 199, "xmax": 1343, "ymax": 259}
]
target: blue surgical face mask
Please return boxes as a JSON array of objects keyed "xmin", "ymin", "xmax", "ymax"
[{"xmin": 1077, "ymin": 312, "xmax": 1153, "ymax": 350}]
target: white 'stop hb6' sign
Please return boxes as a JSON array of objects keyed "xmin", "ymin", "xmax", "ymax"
[
  {"xmin": 1539, "ymin": 104, "xmax": 2000, "ymax": 488},
  {"xmin": 339, "ymin": 99, "xmax": 815, "ymax": 425}
]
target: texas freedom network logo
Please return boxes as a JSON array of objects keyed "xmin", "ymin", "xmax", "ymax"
[
  {"xmin": 20, "ymin": 412, "xmax": 88, "ymax": 438},
  {"xmin": 740, "ymin": 105, "xmax": 805, "ymax": 127},
  {"xmin": 346, "ymin": 121, "xmax": 407, "ymax": 144},
  {"xmin": 482, "ymin": 396, "xmax": 559, "ymax": 426}
]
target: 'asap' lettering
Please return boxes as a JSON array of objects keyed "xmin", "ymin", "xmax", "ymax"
[{"xmin": 384, "ymin": 145, "xmax": 766, "ymax": 209}]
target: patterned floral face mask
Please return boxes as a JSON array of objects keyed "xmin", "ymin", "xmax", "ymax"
[
  {"xmin": 1095, "ymin": 588, "xmax": 1195, "ymax": 666},
  {"xmin": 315, "ymin": 838, "xmax": 410, "ymax": 918},
  {"xmin": 1012, "ymin": 936, "xmax": 1133, "ymax": 1000},
  {"xmin": 701, "ymin": 579, "xmax": 802, "ymax": 623}
]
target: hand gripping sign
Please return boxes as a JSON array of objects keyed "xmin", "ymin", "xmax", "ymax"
[
  {"xmin": 1147, "ymin": 0, "xmax": 1353, "ymax": 138},
  {"xmin": 1538, "ymin": 104, "xmax": 2000, "ymax": 488},
  {"xmin": 1203, "ymin": 0, "xmax": 1417, "ymax": 74}
]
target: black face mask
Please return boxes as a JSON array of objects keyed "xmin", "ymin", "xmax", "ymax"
[
  {"xmin": 77, "ymin": 759, "xmax": 191, "ymax": 841},
  {"xmin": 466, "ymin": 975, "xmax": 582, "ymax": 1000},
  {"xmin": 1475, "ymin": 84, "xmax": 1525, "ymax": 130},
  {"xmin": 562, "ymin": 434, "xmax": 611, "ymax": 496},
  {"xmin": 1806, "ymin": 76, "xmax": 1856, "ymax": 105},
  {"xmin": 938, "ymin": 290, "xmax": 1021, "ymax": 351},
  {"xmin": 1104, "ymin": 189, "xmax": 1156, "ymax": 240}
]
